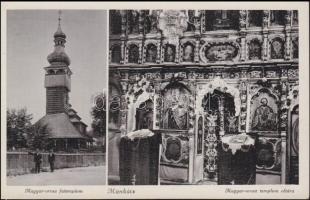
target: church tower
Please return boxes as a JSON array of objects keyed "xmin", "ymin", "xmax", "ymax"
[{"xmin": 45, "ymin": 12, "xmax": 71, "ymax": 114}]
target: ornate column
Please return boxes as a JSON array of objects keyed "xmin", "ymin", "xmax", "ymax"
[
  {"xmin": 119, "ymin": 81, "xmax": 129, "ymax": 136},
  {"xmin": 194, "ymin": 38, "xmax": 200, "ymax": 63},
  {"xmin": 120, "ymin": 11, "xmax": 127, "ymax": 64},
  {"xmin": 239, "ymin": 69, "xmax": 248, "ymax": 133},
  {"xmin": 120, "ymin": 10, "xmax": 127, "ymax": 37},
  {"xmin": 120, "ymin": 41, "xmax": 126, "ymax": 64},
  {"xmin": 138, "ymin": 42, "xmax": 143, "ymax": 64},
  {"xmin": 156, "ymin": 40, "xmax": 161, "ymax": 64},
  {"xmin": 200, "ymin": 10, "xmax": 206, "ymax": 33},
  {"xmin": 123, "ymin": 42, "xmax": 128, "ymax": 64},
  {"xmin": 188, "ymin": 81, "xmax": 196, "ymax": 136},
  {"xmin": 239, "ymin": 10, "xmax": 247, "ymax": 61},
  {"xmin": 205, "ymin": 112, "xmax": 218, "ymax": 179},
  {"xmin": 160, "ymin": 41, "xmax": 165, "ymax": 63},
  {"xmin": 188, "ymin": 81, "xmax": 196, "ymax": 183},
  {"xmin": 138, "ymin": 10, "xmax": 144, "ymax": 36},
  {"xmin": 262, "ymin": 10, "xmax": 270, "ymax": 61},
  {"xmin": 153, "ymin": 80, "xmax": 162, "ymax": 130},
  {"xmin": 281, "ymin": 131, "xmax": 287, "ymax": 184},
  {"xmin": 175, "ymin": 43, "xmax": 180, "ymax": 63},
  {"xmin": 280, "ymin": 67, "xmax": 289, "ymax": 184},
  {"xmin": 285, "ymin": 10, "xmax": 292, "ymax": 60},
  {"xmin": 219, "ymin": 96, "xmax": 225, "ymax": 136},
  {"xmin": 194, "ymin": 10, "xmax": 201, "ymax": 35}
]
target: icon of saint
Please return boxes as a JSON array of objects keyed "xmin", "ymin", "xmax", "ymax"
[{"xmin": 252, "ymin": 98, "xmax": 277, "ymax": 131}]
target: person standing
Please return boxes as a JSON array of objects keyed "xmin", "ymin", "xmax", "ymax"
[
  {"xmin": 29, "ymin": 149, "xmax": 42, "ymax": 173},
  {"xmin": 48, "ymin": 149, "xmax": 55, "ymax": 172}
]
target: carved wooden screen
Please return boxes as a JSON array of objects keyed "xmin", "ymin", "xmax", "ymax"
[{"xmin": 162, "ymin": 83, "xmax": 190, "ymax": 130}]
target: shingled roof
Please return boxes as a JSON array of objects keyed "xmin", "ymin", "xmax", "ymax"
[{"xmin": 35, "ymin": 113, "xmax": 86, "ymax": 139}]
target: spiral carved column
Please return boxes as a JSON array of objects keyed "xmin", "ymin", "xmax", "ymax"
[
  {"xmin": 120, "ymin": 81, "xmax": 128, "ymax": 136},
  {"xmin": 280, "ymin": 67, "xmax": 289, "ymax": 184}
]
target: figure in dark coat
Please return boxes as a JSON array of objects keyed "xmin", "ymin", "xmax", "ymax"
[
  {"xmin": 29, "ymin": 149, "xmax": 42, "ymax": 173},
  {"xmin": 48, "ymin": 149, "xmax": 55, "ymax": 172}
]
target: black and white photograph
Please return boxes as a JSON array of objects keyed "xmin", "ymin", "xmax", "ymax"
[
  {"xmin": 5, "ymin": 10, "xmax": 107, "ymax": 185},
  {"xmin": 108, "ymin": 9, "xmax": 300, "ymax": 185},
  {"xmin": 1, "ymin": 2, "xmax": 309, "ymax": 199}
]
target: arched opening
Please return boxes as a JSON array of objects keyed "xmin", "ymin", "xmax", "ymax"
[
  {"xmin": 248, "ymin": 39, "xmax": 262, "ymax": 60},
  {"xmin": 164, "ymin": 44, "xmax": 176, "ymax": 62},
  {"xmin": 183, "ymin": 43, "xmax": 194, "ymax": 62},
  {"xmin": 145, "ymin": 44, "xmax": 157, "ymax": 63},
  {"xmin": 128, "ymin": 44, "xmax": 139, "ymax": 63},
  {"xmin": 135, "ymin": 99, "xmax": 154, "ymax": 130},
  {"xmin": 196, "ymin": 78, "xmax": 241, "ymax": 181},
  {"xmin": 162, "ymin": 82, "xmax": 191, "ymax": 130},
  {"xmin": 201, "ymin": 89, "xmax": 238, "ymax": 180},
  {"xmin": 270, "ymin": 38, "xmax": 284, "ymax": 59},
  {"xmin": 111, "ymin": 45, "xmax": 121, "ymax": 63}
]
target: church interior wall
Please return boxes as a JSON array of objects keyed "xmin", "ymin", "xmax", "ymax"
[{"xmin": 108, "ymin": 10, "xmax": 299, "ymax": 185}]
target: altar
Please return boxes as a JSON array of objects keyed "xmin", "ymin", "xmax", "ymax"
[
  {"xmin": 218, "ymin": 134, "xmax": 256, "ymax": 185},
  {"xmin": 108, "ymin": 9, "xmax": 299, "ymax": 185}
]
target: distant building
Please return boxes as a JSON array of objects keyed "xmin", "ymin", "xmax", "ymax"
[{"xmin": 35, "ymin": 15, "xmax": 90, "ymax": 151}]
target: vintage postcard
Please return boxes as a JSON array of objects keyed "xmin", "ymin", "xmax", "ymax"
[
  {"xmin": 1, "ymin": 2, "xmax": 309, "ymax": 199},
  {"xmin": 2, "ymin": 8, "xmax": 107, "ymax": 187}
]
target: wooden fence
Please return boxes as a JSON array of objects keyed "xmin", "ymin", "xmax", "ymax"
[{"xmin": 7, "ymin": 151, "xmax": 105, "ymax": 176}]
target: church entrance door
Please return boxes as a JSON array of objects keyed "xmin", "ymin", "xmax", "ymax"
[{"xmin": 202, "ymin": 90, "xmax": 237, "ymax": 182}]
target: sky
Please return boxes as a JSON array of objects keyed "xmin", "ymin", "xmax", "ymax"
[{"xmin": 6, "ymin": 10, "xmax": 107, "ymax": 129}]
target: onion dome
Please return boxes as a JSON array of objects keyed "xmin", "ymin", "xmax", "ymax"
[
  {"xmin": 47, "ymin": 46, "xmax": 71, "ymax": 66},
  {"xmin": 47, "ymin": 12, "xmax": 71, "ymax": 66},
  {"xmin": 54, "ymin": 24, "xmax": 66, "ymax": 39}
]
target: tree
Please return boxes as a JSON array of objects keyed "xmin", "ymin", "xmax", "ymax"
[
  {"xmin": 7, "ymin": 108, "xmax": 33, "ymax": 150},
  {"xmin": 90, "ymin": 93, "xmax": 106, "ymax": 138},
  {"xmin": 29, "ymin": 125, "xmax": 51, "ymax": 150}
]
